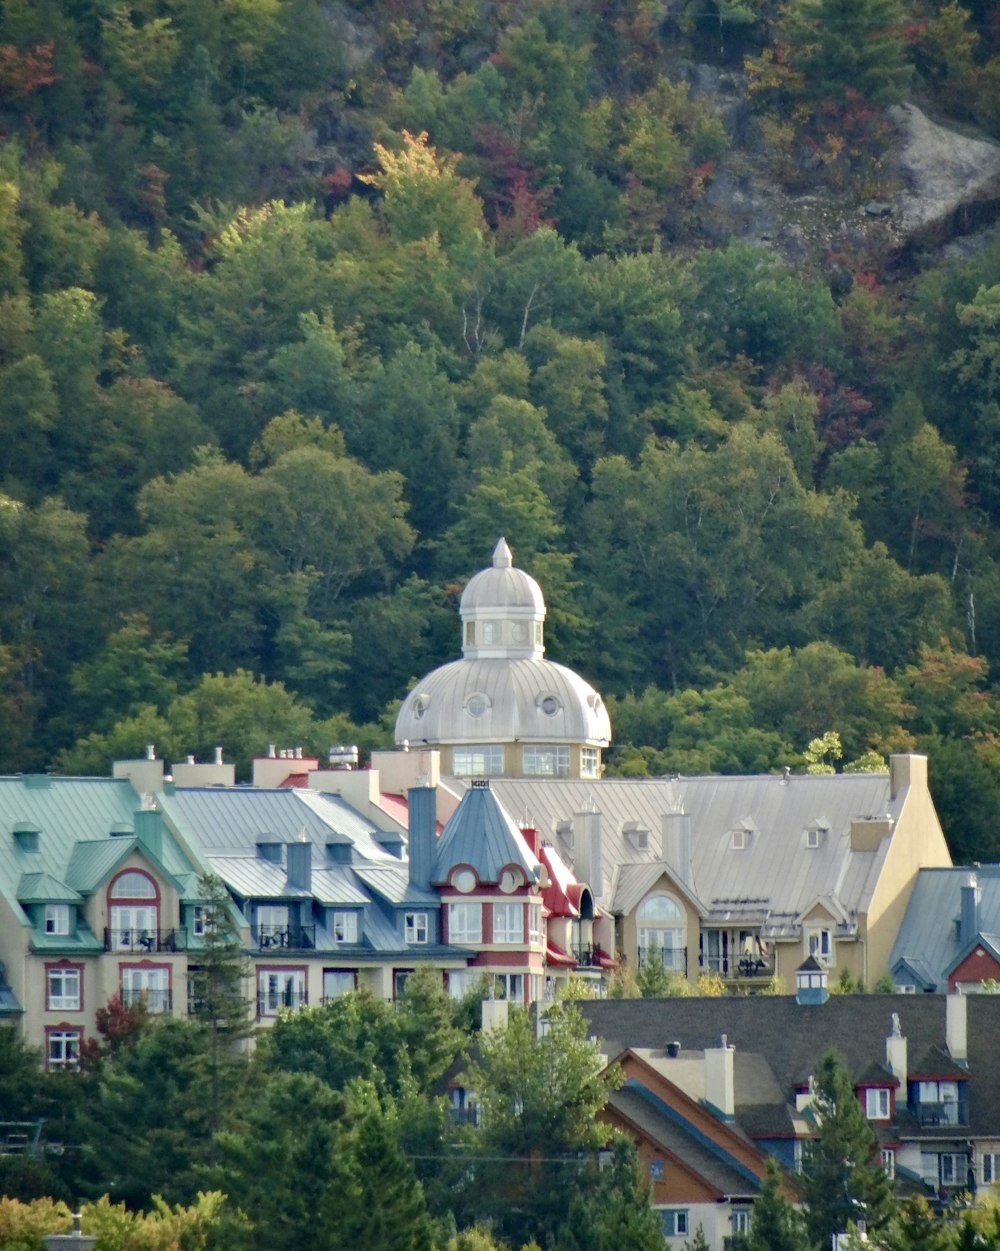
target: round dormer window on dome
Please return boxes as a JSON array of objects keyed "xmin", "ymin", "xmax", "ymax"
[
  {"xmin": 466, "ymin": 693, "xmax": 489, "ymax": 718},
  {"xmin": 538, "ymin": 694, "xmax": 561, "ymax": 717},
  {"xmin": 452, "ymin": 868, "xmax": 476, "ymax": 893},
  {"xmin": 413, "ymin": 693, "xmax": 430, "ymax": 719},
  {"xmin": 499, "ymin": 868, "xmax": 523, "ymax": 893}
]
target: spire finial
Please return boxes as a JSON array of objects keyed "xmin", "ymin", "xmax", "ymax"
[{"xmin": 493, "ymin": 537, "xmax": 512, "ymax": 568}]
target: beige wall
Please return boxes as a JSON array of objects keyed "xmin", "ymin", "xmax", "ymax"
[{"xmin": 618, "ymin": 872, "xmax": 701, "ymax": 978}]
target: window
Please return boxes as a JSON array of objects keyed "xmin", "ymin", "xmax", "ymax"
[
  {"xmin": 46, "ymin": 966, "xmax": 80, "ymax": 1011},
  {"xmin": 731, "ymin": 1210, "xmax": 751, "ymax": 1235},
  {"xmin": 731, "ymin": 828, "xmax": 748, "ymax": 850},
  {"xmin": 192, "ymin": 906, "xmax": 207, "ymax": 936},
  {"xmin": 493, "ymin": 901, "xmax": 523, "ymax": 943},
  {"xmin": 806, "ymin": 928, "xmax": 833, "ymax": 965},
  {"xmin": 47, "ymin": 1029, "xmax": 80, "ymax": 1071},
  {"xmin": 258, "ymin": 969, "xmax": 306, "ymax": 1017},
  {"xmin": 881, "ymin": 1149, "xmax": 896, "ymax": 1180},
  {"xmin": 332, "ymin": 911, "xmax": 358, "ymax": 943},
  {"xmin": 638, "ymin": 893, "xmax": 685, "ymax": 971},
  {"xmin": 660, "ymin": 1210, "xmax": 688, "ymax": 1237},
  {"xmin": 110, "ymin": 871, "xmax": 156, "ymax": 899},
  {"xmin": 940, "ymin": 1153, "xmax": 969, "ymax": 1186},
  {"xmin": 649, "ymin": 1159, "xmax": 664, "ymax": 1180},
  {"xmin": 466, "ymin": 693, "xmax": 488, "ymax": 717},
  {"xmin": 323, "ymin": 969, "xmax": 355, "ymax": 1000},
  {"xmin": 866, "ymin": 1088, "xmax": 891, "ymax": 1119},
  {"xmin": 452, "ymin": 746, "xmax": 504, "ymax": 776},
  {"xmin": 523, "ymin": 745, "xmax": 569, "ymax": 777},
  {"xmin": 121, "ymin": 965, "xmax": 170, "ymax": 1013},
  {"xmin": 481, "ymin": 622, "xmax": 499, "ymax": 644},
  {"xmin": 529, "ymin": 903, "xmax": 542, "ymax": 944},
  {"xmin": 447, "ymin": 969, "xmax": 480, "ymax": 999},
  {"xmin": 916, "ymin": 1079, "xmax": 964, "ymax": 1125},
  {"xmin": 581, "ymin": 748, "xmax": 599, "ymax": 778},
  {"xmin": 394, "ymin": 969, "xmax": 412, "ymax": 999},
  {"xmin": 983, "ymin": 1153, "xmax": 999, "ymax": 1185},
  {"xmin": 489, "ymin": 972, "xmax": 523, "ymax": 1002},
  {"xmin": 405, "ymin": 912, "xmax": 428, "ymax": 944},
  {"xmin": 511, "ymin": 621, "xmax": 528, "ymax": 644},
  {"xmin": 448, "ymin": 902, "xmax": 482, "ymax": 944},
  {"xmin": 44, "ymin": 904, "xmax": 70, "ymax": 935}
]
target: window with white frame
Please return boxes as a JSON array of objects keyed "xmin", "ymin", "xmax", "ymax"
[
  {"xmin": 448, "ymin": 902, "xmax": 482, "ymax": 944},
  {"xmin": 881, "ymin": 1148, "xmax": 896, "ymax": 1180},
  {"xmin": 109, "ymin": 871, "xmax": 158, "ymax": 951},
  {"xmin": 258, "ymin": 969, "xmax": 306, "ymax": 1016},
  {"xmin": 940, "ymin": 1152, "xmax": 969, "ymax": 1186},
  {"xmin": 489, "ymin": 972, "xmax": 523, "ymax": 1002},
  {"xmin": 121, "ymin": 965, "xmax": 170, "ymax": 1012},
  {"xmin": 638, "ymin": 893, "xmax": 685, "ymax": 970},
  {"xmin": 493, "ymin": 901, "xmax": 523, "ymax": 943},
  {"xmin": 528, "ymin": 903, "xmax": 542, "ymax": 944},
  {"xmin": 323, "ymin": 969, "xmax": 355, "ymax": 1000},
  {"xmin": 405, "ymin": 912, "xmax": 428, "ymax": 944},
  {"xmin": 192, "ymin": 906, "xmax": 207, "ymax": 936},
  {"xmin": 522, "ymin": 745, "xmax": 570, "ymax": 777},
  {"xmin": 982, "ymin": 1152, "xmax": 999, "ymax": 1186},
  {"xmin": 447, "ymin": 969, "xmax": 480, "ymax": 999},
  {"xmin": 452, "ymin": 746, "xmax": 504, "ymax": 776},
  {"xmin": 256, "ymin": 904, "xmax": 288, "ymax": 943},
  {"xmin": 660, "ymin": 1210, "xmax": 688, "ymax": 1237},
  {"xmin": 580, "ymin": 748, "xmax": 599, "ymax": 778},
  {"xmin": 44, "ymin": 904, "xmax": 70, "ymax": 935},
  {"xmin": 866, "ymin": 1087, "xmax": 891, "ymax": 1120},
  {"xmin": 47, "ymin": 1029, "xmax": 80, "ymax": 1071},
  {"xmin": 46, "ymin": 966, "xmax": 80, "ymax": 1011},
  {"xmin": 806, "ymin": 927, "xmax": 833, "ymax": 964},
  {"xmin": 332, "ymin": 911, "xmax": 358, "ymax": 943},
  {"xmin": 111, "ymin": 871, "xmax": 156, "ymax": 899},
  {"xmin": 731, "ymin": 1210, "xmax": 751, "ymax": 1235}
]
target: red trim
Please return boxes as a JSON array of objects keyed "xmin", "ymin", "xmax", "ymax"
[
  {"xmin": 45, "ymin": 1022, "xmax": 82, "ymax": 1071},
  {"xmin": 44, "ymin": 961, "xmax": 84, "ymax": 1012}
]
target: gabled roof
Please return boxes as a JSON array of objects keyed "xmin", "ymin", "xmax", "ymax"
[
  {"xmin": 945, "ymin": 933, "xmax": 1000, "ymax": 978},
  {"xmin": 451, "ymin": 771, "xmax": 902, "ymax": 922},
  {"xmin": 892, "ymin": 956, "xmax": 937, "ymax": 991},
  {"xmin": 432, "ymin": 784, "xmax": 539, "ymax": 885},
  {"xmin": 612, "ymin": 860, "xmax": 705, "ymax": 917},
  {"xmin": 889, "ymin": 866, "xmax": 1000, "ymax": 991},
  {"xmin": 16, "ymin": 872, "xmax": 82, "ymax": 904},
  {"xmin": 353, "ymin": 864, "xmax": 439, "ymax": 906}
]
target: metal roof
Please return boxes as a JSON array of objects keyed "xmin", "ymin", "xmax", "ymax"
[
  {"xmin": 353, "ymin": 864, "xmax": 439, "ymax": 906},
  {"xmin": 453, "ymin": 773, "xmax": 898, "ymax": 923},
  {"xmin": 889, "ymin": 865, "xmax": 1000, "ymax": 991},
  {"xmin": 432, "ymin": 785, "xmax": 540, "ymax": 885},
  {"xmin": 16, "ymin": 872, "xmax": 82, "ymax": 904}
]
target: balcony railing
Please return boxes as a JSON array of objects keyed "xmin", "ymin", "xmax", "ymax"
[
  {"xmin": 450, "ymin": 1106, "xmax": 481, "ymax": 1127},
  {"xmin": 104, "ymin": 928, "xmax": 186, "ymax": 953},
  {"xmin": 573, "ymin": 945, "xmax": 610, "ymax": 968},
  {"xmin": 121, "ymin": 987, "xmax": 172, "ymax": 1013},
  {"xmin": 253, "ymin": 924, "xmax": 316, "ymax": 950},
  {"xmin": 700, "ymin": 953, "xmax": 774, "ymax": 979},
  {"xmin": 912, "ymin": 1100, "xmax": 968, "ymax": 1127},
  {"xmin": 257, "ymin": 991, "xmax": 308, "ymax": 1017},
  {"xmin": 637, "ymin": 947, "xmax": 687, "ymax": 975}
]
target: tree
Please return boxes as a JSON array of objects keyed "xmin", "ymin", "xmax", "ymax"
[
  {"xmin": 781, "ymin": 0, "xmax": 912, "ymax": 107},
  {"xmin": 746, "ymin": 1159, "xmax": 809, "ymax": 1251},
  {"xmin": 802, "ymin": 1051, "xmax": 896, "ymax": 1247},
  {"xmin": 558, "ymin": 1138, "xmax": 665, "ymax": 1251}
]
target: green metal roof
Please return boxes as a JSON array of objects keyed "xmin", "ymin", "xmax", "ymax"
[{"xmin": 16, "ymin": 871, "xmax": 82, "ymax": 904}]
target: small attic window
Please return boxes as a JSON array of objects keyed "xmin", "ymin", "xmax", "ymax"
[
  {"xmin": 623, "ymin": 821, "xmax": 650, "ymax": 852},
  {"xmin": 731, "ymin": 829, "xmax": 748, "ymax": 850},
  {"xmin": 13, "ymin": 825, "xmax": 39, "ymax": 852},
  {"xmin": 806, "ymin": 828, "xmax": 822, "ymax": 849},
  {"xmin": 256, "ymin": 841, "xmax": 283, "ymax": 864}
]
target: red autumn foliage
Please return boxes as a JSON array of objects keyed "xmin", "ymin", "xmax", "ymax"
[{"xmin": 0, "ymin": 42, "xmax": 59, "ymax": 101}]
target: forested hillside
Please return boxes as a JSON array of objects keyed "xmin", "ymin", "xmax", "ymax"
[{"xmin": 4, "ymin": 0, "xmax": 1000, "ymax": 858}]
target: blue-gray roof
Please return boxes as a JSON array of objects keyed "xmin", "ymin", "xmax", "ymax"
[
  {"xmin": 889, "ymin": 865, "xmax": 1000, "ymax": 991},
  {"xmin": 432, "ymin": 784, "xmax": 539, "ymax": 885},
  {"xmin": 354, "ymin": 864, "xmax": 439, "ymax": 906}
]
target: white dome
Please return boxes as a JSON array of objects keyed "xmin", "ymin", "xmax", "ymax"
[
  {"xmin": 396, "ymin": 657, "xmax": 611, "ymax": 748},
  {"xmin": 461, "ymin": 538, "xmax": 545, "ymax": 618}
]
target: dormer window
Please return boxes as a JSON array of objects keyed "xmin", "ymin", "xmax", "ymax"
[
  {"xmin": 806, "ymin": 828, "xmax": 822, "ymax": 849},
  {"xmin": 865, "ymin": 1088, "xmax": 891, "ymax": 1120},
  {"xmin": 466, "ymin": 693, "xmax": 489, "ymax": 718},
  {"xmin": 45, "ymin": 904, "xmax": 70, "ymax": 935},
  {"xmin": 732, "ymin": 829, "xmax": 747, "ymax": 850}
]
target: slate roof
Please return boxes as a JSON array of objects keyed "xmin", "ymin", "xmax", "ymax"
[
  {"xmin": 432, "ymin": 784, "xmax": 540, "ymax": 885},
  {"xmin": 450, "ymin": 772, "xmax": 898, "ymax": 922},
  {"xmin": 890, "ymin": 866, "xmax": 1000, "ymax": 991},
  {"xmin": 577, "ymin": 994, "xmax": 1000, "ymax": 1138}
]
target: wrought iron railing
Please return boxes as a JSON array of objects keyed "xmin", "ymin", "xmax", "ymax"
[
  {"xmin": 253, "ymin": 924, "xmax": 316, "ymax": 950},
  {"xmin": 104, "ymin": 928, "xmax": 186, "ymax": 953}
]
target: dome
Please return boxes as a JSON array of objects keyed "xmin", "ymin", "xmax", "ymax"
[
  {"xmin": 396, "ymin": 657, "xmax": 611, "ymax": 748},
  {"xmin": 461, "ymin": 538, "xmax": 545, "ymax": 619}
]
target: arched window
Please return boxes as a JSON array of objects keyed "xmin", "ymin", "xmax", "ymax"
[
  {"xmin": 110, "ymin": 871, "xmax": 156, "ymax": 899},
  {"xmin": 108, "ymin": 870, "xmax": 159, "ymax": 952},
  {"xmin": 638, "ymin": 893, "xmax": 685, "ymax": 972}
]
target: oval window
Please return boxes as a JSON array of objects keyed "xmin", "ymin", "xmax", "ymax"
[
  {"xmin": 467, "ymin": 694, "xmax": 487, "ymax": 718},
  {"xmin": 453, "ymin": 869, "xmax": 476, "ymax": 893},
  {"xmin": 541, "ymin": 695, "xmax": 560, "ymax": 716}
]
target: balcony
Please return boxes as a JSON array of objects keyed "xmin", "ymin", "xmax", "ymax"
[
  {"xmin": 700, "ymin": 953, "xmax": 774, "ymax": 980},
  {"xmin": 637, "ymin": 947, "xmax": 687, "ymax": 975},
  {"xmin": 573, "ymin": 944, "xmax": 611, "ymax": 969},
  {"xmin": 121, "ymin": 987, "xmax": 172, "ymax": 1013},
  {"xmin": 253, "ymin": 923, "xmax": 316, "ymax": 950},
  {"xmin": 104, "ymin": 928, "xmax": 186, "ymax": 953},
  {"xmin": 912, "ymin": 1100, "xmax": 968, "ymax": 1128}
]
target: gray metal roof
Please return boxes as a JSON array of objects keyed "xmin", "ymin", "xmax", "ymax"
[
  {"xmin": 453, "ymin": 773, "xmax": 898, "ymax": 923},
  {"xmin": 205, "ymin": 854, "xmax": 316, "ymax": 901},
  {"xmin": 889, "ymin": 865, "xmax": 1000, "ymax": 990},
  {"xmin": 353, "ymin": 864, "xmax": 439, "ymax": 906},
  {"xmin": 432, "ymin": 785, "xmax": 540, "ymax": 885}
]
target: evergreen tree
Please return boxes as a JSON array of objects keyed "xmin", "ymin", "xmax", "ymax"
[
  {"xmin": 747, "ymin": 1159, "xmax": 809, "ymax": 1251},
  {"xmin": 802, "ymin": 1051, "xmax": 896, "ymax": 1247},
  {"xmin": 784, "ymin": 0, "xmax": 912, "ymax": 107},
  {"xmin": 558, "ymin": 1138, "xmax": 665, "ymax": 1251}
]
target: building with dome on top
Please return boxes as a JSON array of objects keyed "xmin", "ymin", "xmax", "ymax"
[{"xmin": 394, "ymin": 538, "xmax": 611, "ymax": 779}]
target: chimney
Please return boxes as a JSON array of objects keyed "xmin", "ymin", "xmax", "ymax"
[
  {"xmin": 665, "ymin": 1040, "xmax": 680, "ymax": 1058},
  {"xmin": 113, "ymin": 754, "xmax": 165, "ymax": 797},
  {"xmin": 575, "ymin": 809, "xmax": 603, "ymax": 902},
  {"xmin": 704, "ymin": 1035, "xmax": 735, "ymax": 1120},
  {"xmin": 481, "ymin": 997, "xmax": 509, "ymax": 1035},
  {"xmin": 286, "ymin": 838, "xmax": 312, "ymax": 891},
  {"xmin": 134, "ymin": 809, "xmax": 164, "ymax": 864},
  {"xmin": 960, "ymin": 873, "xmax": 980, "ymax": 948},
  {"xmin": 662, "ymin": 811, "xmax": 692, "ymax": 885},
  {"xmin": 886, "ymin": 1011, "xmax": 907, "ymax": 1088},
  {"xmin": 946, "ymin": 991, "xmax": 968, "ymax": 1066},
  {"xmin": 408, "ymin": 785, "xmax": 436, "ymax": 890},
  {"xmin": 889, "ymin": 753, "xmax": 927, "ymax": 801}
]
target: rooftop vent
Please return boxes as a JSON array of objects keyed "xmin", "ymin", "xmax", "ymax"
[
  {"xmin": 328, "ymin": 744, "xmax": 359, "ymax": 770},
  {"xmin": 665, "ymin": 1040, "xmax": 680, "ymax": 1058}
]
